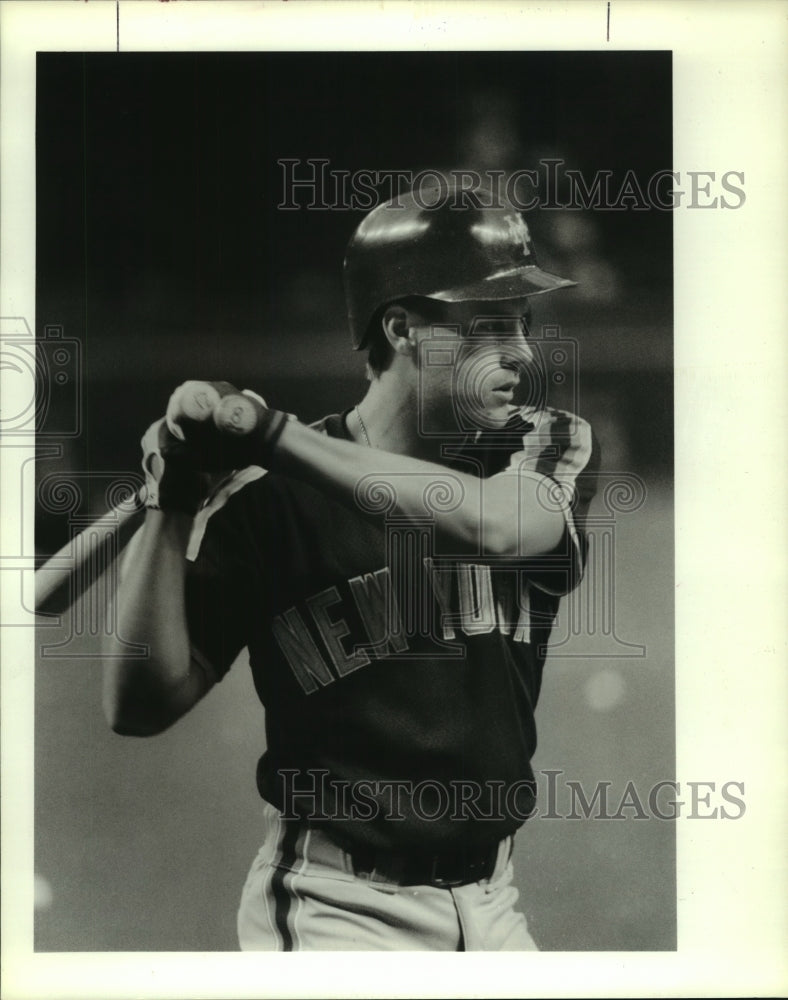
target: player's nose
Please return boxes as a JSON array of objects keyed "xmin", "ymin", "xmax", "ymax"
[{"xmin": 499, "ymin": 340, "xmax": 533, "ymax": 372}]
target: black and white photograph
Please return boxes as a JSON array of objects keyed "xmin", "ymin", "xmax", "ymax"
[
  {"xmin": 32, "ymin": 46, "xmax": 676, "ymax": 956},
  {"xmin": 2, "ymin": 2, "xmax": 786, "ymax": 998}
]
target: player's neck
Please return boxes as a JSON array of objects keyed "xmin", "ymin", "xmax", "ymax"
[{"xmin": 354, "ymin": 374, "xmax": 441, "ymax": 461}]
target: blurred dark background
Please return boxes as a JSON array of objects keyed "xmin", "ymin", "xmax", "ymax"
[{"xmin": 34, "ymin": 51, "xmax": 674, "ymax": 952}]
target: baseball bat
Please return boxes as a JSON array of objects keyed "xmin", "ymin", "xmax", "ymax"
[
  {"xmin": 35, "ymin": 382, "xmax": 277, "ymax": 617},
  {"xmin": 35, "ymin": 501, "xmax": 144, "ymax": 616}
]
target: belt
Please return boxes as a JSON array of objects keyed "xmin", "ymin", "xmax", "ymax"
[{"xmin": 346, "ymin": 840, "xmax": 504, "ymax": 888}]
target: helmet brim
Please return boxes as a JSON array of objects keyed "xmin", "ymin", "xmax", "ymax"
[{"xmin": 429, "ymin": 263, "xmax": 576, "ymax": 303}]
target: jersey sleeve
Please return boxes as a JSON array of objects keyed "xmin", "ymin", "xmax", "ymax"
[
  {"xmin": 506, "ymin": 407, "xmax": 601, "ymax": 595},
  {"xmin": 183, "ymin": 466, "xmax": 266, "ymax": 682}
]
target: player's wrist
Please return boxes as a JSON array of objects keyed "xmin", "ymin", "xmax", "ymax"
[
  {"xmin": 142, "ymin": 476, "xmax": 205, "ymax": 516},
  {"xmin": 142, "ymin": 505, "xmax": 196, "ymax": 530},
  {"xmin": 141, "ymin": 417, "xmax": 211, "ymax": 517}
]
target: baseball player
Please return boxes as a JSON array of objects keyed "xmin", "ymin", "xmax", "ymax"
[{"xmin": 104, "ymin": 182, "xmax": 600, "ymax": 951}]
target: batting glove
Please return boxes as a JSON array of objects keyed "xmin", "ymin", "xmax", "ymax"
[
  {"xmin": 164, "ymin": 380, "xmax": 291, "ymax": 472},
  {"xmin": 140, "ymin": 417, "xmax": 213, "ymax": 516}
]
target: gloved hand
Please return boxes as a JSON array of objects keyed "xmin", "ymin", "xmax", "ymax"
[{"xmin": 141, "ymin": 380, "xmax": 291, "ymax": 514}]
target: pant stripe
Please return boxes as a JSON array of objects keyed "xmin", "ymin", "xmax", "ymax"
[
  {"xmin": 272, "ymin": 822, "xmax": 300, "ymax": 951},
  {"xmin": 290, "ymin": 828, "xmax": 312, "ymax": 951},
  {"xmin": 259, "ymin": 809, "xmax": 285, "ymax": 950},
  {"xmin": 260, "ymin": 860, "xmax": 280, "ymax": 951}
]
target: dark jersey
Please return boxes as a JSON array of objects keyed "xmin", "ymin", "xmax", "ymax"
[{"xmin": 185, "ymin": 407, "xmax": 600, "ymax": 852}]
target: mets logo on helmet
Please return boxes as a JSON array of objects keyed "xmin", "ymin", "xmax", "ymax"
[{"xmin": 503, "ymin": 214, "xmax": 532, "ymax": 258}]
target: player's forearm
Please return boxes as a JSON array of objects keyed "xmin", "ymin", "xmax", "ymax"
[
  {"xmin": 162, "ymin": 381, "xmax": 565, "ymax": 556},
  {"xmin": 271, "ymin": 420, "xmax": 564, "ymax": 557},
  {"xmin": 102, "ymin": 511, "xmax": 198, "ymax": 734}
]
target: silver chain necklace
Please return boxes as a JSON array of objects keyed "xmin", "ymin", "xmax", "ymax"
[{"xmin": 354, "ymin": 405, "xmax": 372, "ymax": 447}]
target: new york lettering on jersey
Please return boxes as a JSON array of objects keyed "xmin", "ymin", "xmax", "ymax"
[
  {"xmin": 270, "ymin": 560, "xmax": 540, "ymax": 695},
  {"xmin": 184, "ymin": 405, "xmax": 597, "ymax": 691}
]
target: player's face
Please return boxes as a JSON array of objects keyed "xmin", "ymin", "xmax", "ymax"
[{"xmin": 413, "ymin": 298, "xmax": 534, "ymax": 431}]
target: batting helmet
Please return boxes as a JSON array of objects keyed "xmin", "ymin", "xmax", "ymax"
[{"xmin": 343, "ymin": 181, "xmax": 576, "ymax": 349}]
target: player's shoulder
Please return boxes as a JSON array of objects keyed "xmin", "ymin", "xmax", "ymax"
[
  {"xmin": 513, "ymin": 406, "xmax": 597, "ymax": 456},
  {"xmin": 515, "ymin": 404, "xmax": 593, "ymax": 439},
  {"xmin": 498, "ymin": 405, "xmax": 595, "ymax": 457},
  {"xmin": 502, "ymin": 405, "xmax": 600, "ymax": 488}
]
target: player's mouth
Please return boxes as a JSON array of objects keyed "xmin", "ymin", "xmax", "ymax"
[
  {"xmin": 491, "ymin": 377, "xmax": 519, "ymax": 402},
  {"xmin": 491, "ymin": 390, "xmax": 514, "ymax": 405}
]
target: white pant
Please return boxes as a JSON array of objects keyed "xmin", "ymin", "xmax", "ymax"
[{"xmin": 237, "ymin": 802, "xmax": 538, "ymax": 951}]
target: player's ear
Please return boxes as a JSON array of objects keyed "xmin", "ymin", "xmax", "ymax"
[{"xmin": 381, "ymin": 305, "xmax": 418, "ymax": 358}]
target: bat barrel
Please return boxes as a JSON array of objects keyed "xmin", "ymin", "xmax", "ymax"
[{"xmin": 35, "ymin": 503, "xmax": 144, "ymax": 616}]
